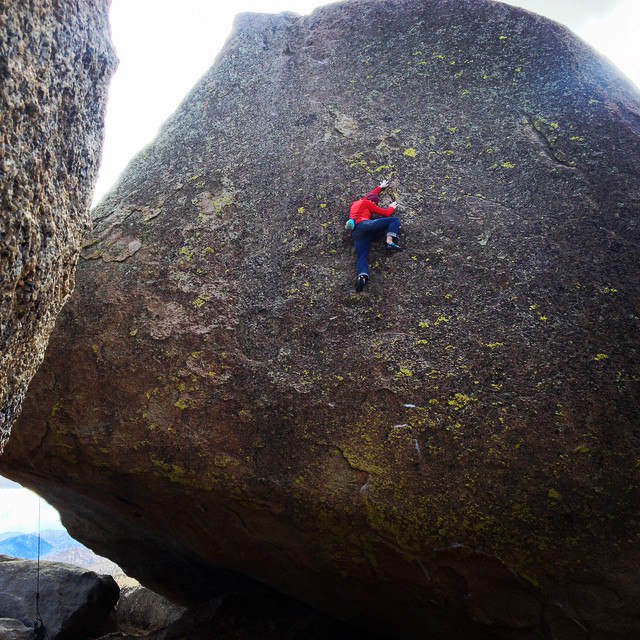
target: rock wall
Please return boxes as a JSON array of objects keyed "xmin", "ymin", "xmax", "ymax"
[
  {"xmin": 0, "ymin": 0, "xmax": 116, "ymax": 451},
  {"xmin": 2, "ymin": 0, "xmax": 640, "ymax": 638},
  {"xmin": 0, "ymin": 555, "xmax": 119, "ymax": 640}
]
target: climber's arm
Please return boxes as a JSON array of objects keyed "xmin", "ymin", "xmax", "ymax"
[{"xmin": 365, "ymin": 200, "xmax": 397, "ymax": 217}]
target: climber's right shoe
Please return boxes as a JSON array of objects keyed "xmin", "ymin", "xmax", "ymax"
[
  {"xmin": 356, "ymin": 274, "xmax": 368, "ymax": 292},
  {"xmin": 386, "ymin": 241, "xmax": 403, "ymax": 251}
]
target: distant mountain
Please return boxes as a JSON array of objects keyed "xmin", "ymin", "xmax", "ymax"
[
  {"xmin": 39, "ymin": 529, "xmax": 81, "ymax": 550},
  {"xmin": 0, "ymin": 534, "xmax": 52, "ymax": 559},
  {"xmin": 44, "ymin": 545, "xmax": 121, "ymax": 575},
  {"xmin": 0, "ymin": 528, "xmax": 132, "ymax": 584},
  {"xmin": 0, "ymin": 531, "xmax": 23, "ymax": 542}
]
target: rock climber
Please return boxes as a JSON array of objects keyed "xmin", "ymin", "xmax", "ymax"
[{"xmin": 345, "ymin": 179, "xmax": 401, "ymax": 292}]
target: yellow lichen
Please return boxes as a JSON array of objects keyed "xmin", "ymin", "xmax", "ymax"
[
  {"xmin": 447, "ymin": 393, "xmax": 475, "ymax": 410},
  {"xmin": 192, "ymin": 293, "xmax": 211, "ymax": 308}
]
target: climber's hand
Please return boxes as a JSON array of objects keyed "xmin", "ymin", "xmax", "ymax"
[
  {"xmin": 379, "ymin": 179, "xmax": 390, "ymax": 189},
  {"xmin": 390, "ymin": 201, "xmax": 398, "ymax": 209}
]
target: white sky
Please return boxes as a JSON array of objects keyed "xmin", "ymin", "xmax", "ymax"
[
  {"xmin": 2, "ymin": 0, "xmax": 639, "ymax": 536},
  {"xmin": 0, "ymin": 478, "xmax": 63, "ymax": 534},
  {"xmin": 93, "ymin": 0, "xmax": 640, "ymax": 203}
]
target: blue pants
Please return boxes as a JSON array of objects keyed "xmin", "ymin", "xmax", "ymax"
[{"xmin": 352, "ymin": 217, "xmax": 401, "ymax": 277}]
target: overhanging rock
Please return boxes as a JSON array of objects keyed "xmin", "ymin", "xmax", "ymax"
[{"xmin": 2, "ymin": 0, "xmax": 640, "ymax": 638}]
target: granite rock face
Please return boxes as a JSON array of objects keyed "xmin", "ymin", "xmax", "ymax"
[
  {"xmin": 0, "ymin": 0, "xmax": 116, "ymax": 451},
  {"xmin": 0, "ymin": 555, "xmax": 119, "ymax": 640},
  {"xmin": 3, "ymin": 0, "xmax": 640, "ymax": 638}
]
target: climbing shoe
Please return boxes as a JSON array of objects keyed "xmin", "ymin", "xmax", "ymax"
[
  {"xmin": 356, "ymin": 274, "xmax": 368, "ymax": 292},
  {"xmin": 386, "ymin": 241, "xmax": 403, "ymax": 251},
  {"xmin": 344, "ymin": 219, "xmax": 355, "ymax": 232}
]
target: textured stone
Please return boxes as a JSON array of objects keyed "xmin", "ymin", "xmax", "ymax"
[
  {"xmin": 103, "ymin": 590, "xmax": 391, "ymax": 640},
  {"xmin": 0, "ymin": 618, "xmax": 35, "ymax": 640},
  {"xmin": 2, "ymin": 0, "xmax": 640, "ymax": 638},
  {"xmin": 111, "ymin": 586, "xmax": 186, "ymax": 636},
  {"xmin": 0, "ymin": 555, "xmax": 119, "ymax": 640},
  {"xmin": 0, "ymin": 0, "xmax": 116, "ymax": 451}
]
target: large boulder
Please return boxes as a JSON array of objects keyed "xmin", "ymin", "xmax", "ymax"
[
  {"xmin": 0, "ymin": 618, "xmax": 34, "ymax": 640},
  {"xmin": 2, "ymin": 0, "xmax": 640, "ymax": 638},
  {"xmin": 110, "ymin": 586, "xmax": 186, "ymax": 636},
  {"xmin": 0, "ymin": 0, "xmax": 116, "ymax": 451},
  {"xmin": 0, "ymin": 555, "xmax": 119, "ymax": 640}
]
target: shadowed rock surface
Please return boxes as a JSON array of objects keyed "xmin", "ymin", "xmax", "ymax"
[
  {"xmin": 109, "ymin": 585, "xmax": 186, "ymax": 636},
  {"xmin": 0, "ymin": 0, "xmax": 116, "ymax": 452},
  {"xmin": 2, "ymin": 0, "xmax": 640, "ymax": 638},
  {"xmin": 102, "ymin": 589, "xmax": 390, "ymax": 640},
  {"xmin": 0, "ymin": 618, "xmax": 35, "ymax": 640},
  {"xmin": 0, "ymin": 555, "xmax": 119, "ymax": 640}
]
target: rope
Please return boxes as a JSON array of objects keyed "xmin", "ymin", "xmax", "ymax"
[
  {"xmin": 36, "ymin": 498, "xmax": 40, "ymax": 601},
  {"xmin": 34, "ymin": 498, "xmax": 51, "ymax": 640}
]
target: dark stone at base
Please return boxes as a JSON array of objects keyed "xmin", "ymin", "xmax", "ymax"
[
  {"xmin": 0, "ymin": 618, "xmax": 35, "ymax": 640},
  {"xmin": 0, "ymin": 555, "xmax": 119, "ymax": 640},
  {"xmin": 104, "ymin": 589, "xmax": 392, "ymax": 640},
  {"xmin": 110, "ymin": 585, "xmax": 185, "ymax": 636}
]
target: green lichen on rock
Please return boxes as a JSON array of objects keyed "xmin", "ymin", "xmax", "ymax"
[{"xmin": 2, "ymin": 0, "xmax": 640, "ymax": 639}]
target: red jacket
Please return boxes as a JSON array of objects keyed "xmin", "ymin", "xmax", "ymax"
[{"xmin": 349, "ymin": 187, "xmax": 396, "ymax": 224}]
